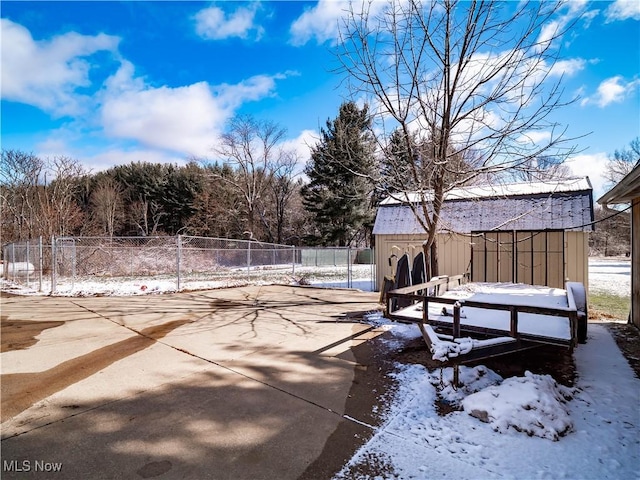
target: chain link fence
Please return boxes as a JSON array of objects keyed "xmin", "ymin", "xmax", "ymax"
[{"xmin": 1, "ymin": 236, "xmax": 376, "ymax": 295}]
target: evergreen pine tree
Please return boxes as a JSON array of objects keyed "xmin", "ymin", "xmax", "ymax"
[{"xmin": 301, "ymin": 101, "xmax": 375, "ymax": 246}]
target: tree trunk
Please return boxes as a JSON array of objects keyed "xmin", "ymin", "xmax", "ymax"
[
  {"xmin": 423, "ymin": 239, "xmax": 439, "ymax": 279},
  {"xmin": 431, "ymin": 241, "xmax": 439, "ymax": 278}
]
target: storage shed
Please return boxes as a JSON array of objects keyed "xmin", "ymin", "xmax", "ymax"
[
  {"xmin": 597, "ymin": 162, "xmax": 639, "ymax": 327},
  {"xmin": 373, "ymin": 177, "xmax": 594, "ymax": 291}
]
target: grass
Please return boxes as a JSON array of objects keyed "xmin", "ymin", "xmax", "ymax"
[{"xmin": 588, "ymin": 290, "xmax": 631, "ymax": 321}]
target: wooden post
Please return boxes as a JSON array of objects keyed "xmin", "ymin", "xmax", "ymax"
[
  {"xmin": 569, "ymin": 310, "xmax": 578, "ymax": 350},
  {"xmin": 510, "ymin": 306, "xmax": 518, "ymax": 338},
  {"xmin": 453, "ymin": 301, "xmax": 462, "ymax": 387},
  {"xmin": 423, "ymin": 298, "xmax": 428, "ymax": 324},
  {"xmin": 453, "ymin": 301, "xmax": 461, "ymax": 339}
]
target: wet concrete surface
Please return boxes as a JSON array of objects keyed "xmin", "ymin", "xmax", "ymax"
[{"xmin": 1, "ymin": 286, "xmax": 385, "ymax": 479}]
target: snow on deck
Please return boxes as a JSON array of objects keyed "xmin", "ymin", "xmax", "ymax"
[{"xmin": 392, "ymin": 282, "xmax": 573, "ymax": 341}]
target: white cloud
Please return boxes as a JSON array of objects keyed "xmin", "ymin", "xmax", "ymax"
[
  {"xmin": 35, "ymin": 135, "xmax": 184, "ymax": 173},
  {"xmin": 2, "ymin": 19, "xmax": 292, "ymax": 163},
  {"xmin": 581, "ymin": 76, "xmax": 640, "ymax": 108},
  {"xmin": 537, "ymin": 19, "xmax": 562, "ymax": 50},
  {"xmin": 605, "ymin": 0, "xmax": 640, "ymax": 22},
  {"xmin": 596, "ymin": 76, "xmax": 627, "ymax": 106},
  {"xmin": 518, "ymin": 131, "xmax": 552, "ymax": 146},
  {"xmin": 564, "ymin": 152, "xmax": 608, "ymax": 198},
  {"xmin": 580, "ymin": 8, "xmax": 600, "ymax": 29},
  {"xmin": 194, "ymin": 4, "xmax": 263, "ymax": 41},
  {"xmin": 280, "ymin": 129, "xmax": 319, "ymax": 172},
  {"xmin": 100, "ymin": 62, "xmax": 289, "ymax": 156},
  {"xmin": 101, "ymin": 81, "xmax": 225, "ymax": 157},
  {"xmin": 214, "ymin": 73, "xmax": 287, "ymax": 108},
  {"xmin": 289, "ymin": 0, "xmax": 349, "ymax": 46},
  {"xmin": 549, "ymin": 58, "xmax": 587, "ymax": 78},
  {"xmin": 0, "ymin": 18, "xmax": 120, "ymax": 117},
  {"xmin": 536, "ymin": 1, "xmax": 588, "ymax": 50}
]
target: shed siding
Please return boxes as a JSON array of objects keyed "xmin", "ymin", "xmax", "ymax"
[
  {"xmin": 375, "ymin": 231, "xmax": 589, "ymax": 291},
  {"xmin": 565, "ymin": 231, "xmax": 589, "ymax": 290},
  {"xmin": 547, "ymin": 231, "xmax": 565, "ymax": 288},
  {"xmin": 374, "ymin": 233, "xmax": 471, "ymax": 290},
  {"xmin": 532, "ymin": 233, "xmax": 547, "ymax": 286},
  {"xmin": 516, "ymin": 232, "xmax": 533, "ymax": 284},
  {"xmin": 470, "ymin": 231, "xmax": 565, "ymax": 288},
  {"xmin": 439, "ymin": 232, "xmax": 473, "ymax": 276}
]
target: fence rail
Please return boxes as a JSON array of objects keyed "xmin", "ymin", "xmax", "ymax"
[{"xmin": 1, "ymin": 236, "xmax": 376, "ymax": 295}]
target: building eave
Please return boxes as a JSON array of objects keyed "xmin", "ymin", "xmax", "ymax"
[{"xmin": 597, "ymin": 163, "xmax": 640, "ymax": 205}]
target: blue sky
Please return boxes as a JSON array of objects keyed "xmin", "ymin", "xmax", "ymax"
[{"xmin": 1, "ymin": 1, "xmax": 639, "ymax": 198}]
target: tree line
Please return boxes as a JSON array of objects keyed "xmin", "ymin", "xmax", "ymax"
[
  {"xmin": 0, "ymin": 149, "xmax": 308, "ymax": 244},
  {"xmin": 2, "ymin": 103, "xmax": 635, "ymax": 253},
  {"xmin": 1, "ymin": 105, "xmax": 379, "ymax": 246}
]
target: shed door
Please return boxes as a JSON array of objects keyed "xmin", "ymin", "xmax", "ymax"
[{"xmin": 471, "ymin": 230, "xmax": 565, "ymax": 288}]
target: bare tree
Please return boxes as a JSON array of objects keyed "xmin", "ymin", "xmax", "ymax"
[
  {"xmin": 211, "ymin": 115, "xmax": 288, "ymax": 240},
  {"xmin": 590, "ymin": 205, "xmax": 630, "ymax": 257},
  {"xmin": 38, "ymin": 156, "xmax": 87, "ymax": 238},
  {"xmin": 90, "ymin": 177, "xmax": 123, "ymax": 237},
  {"xmin": 337, "ymin": 0, "xmax": 581, "ymax": 275},
  {"xmin": 0, "ymin": 151, "xmax": 87, "ymax": 241},
  {"xmin": 513, "ymin": 155, "xmax": 573, "ymax": 182},
  {"xmin": 129, "ymin": 199, "xmax": 164, "ymax": 236},
  {"xmin": 0, "ymin": 150, "xmax": 44, "ymax": 240},
  {"xmin": 258, "ymin": 149, "xmax": 301, "ymax": 244},
  {"xmin": 603, "ymin": 137, "xmax": 639, "ymax": 187}
]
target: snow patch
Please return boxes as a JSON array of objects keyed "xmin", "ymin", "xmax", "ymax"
[
  {"xmin": 461, "ymin": 371, "xmax": 575, "ymax": 441},
  {"xmin": 432, "ymin": 365, "xmax": 503, "ymax": 406},
  {"xmin": 588, "ymin": 258, "xmax": 631, "ymax": 297},
  {"xmin": 339, "ymin": 323, "xmax": 639, "ymax": 479}
]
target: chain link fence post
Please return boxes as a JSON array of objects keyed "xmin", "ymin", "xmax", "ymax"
[
  {"xmin": 51, "ymin": 236, "xmax": 57, "ymax": 294},
  {"xmin": 26, "ymin": 240, "xmax": 31, "ymax": 289},
  {"xmin": 176, "ymin": 235, "xmax": 182, "ymax": 290},
  {"xmin": 291, "ymin": 245, "xmax": 296, "ymax": 276},
  {"xmin": 247, "ymin": 241, "xmax": 251, "ymax": 280},
  {"xmin": 347, "ymin": 246, "xmax": 351, "ymax": 289},
  {"xmin": 11, "ymin": 243, "xmax": 16, "ymax": 283},
  {"xmin": 38, "ymin": 236, "xmax": 43, "ymax": 292}
]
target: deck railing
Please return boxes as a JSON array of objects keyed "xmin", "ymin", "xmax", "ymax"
[{"xmin": 386, "ymin": 274, "xmax": 580, "ymax": 349}]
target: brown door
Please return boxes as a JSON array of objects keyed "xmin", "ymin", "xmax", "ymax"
[{"xmin": 472, "ymin": 230, "xmax": 564, "ymax": 288}]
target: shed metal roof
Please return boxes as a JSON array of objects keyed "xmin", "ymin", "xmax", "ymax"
[
  {"xmin": 380, "ymin": 177, "xmax": 593, "ymax": 205},
  {"xmin": 373, "ymin": 179, "xmax": 594, "ymax": 235}
]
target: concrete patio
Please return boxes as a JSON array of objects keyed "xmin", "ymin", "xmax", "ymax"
[{"xmin": 1, "ymin": 285, "xmax": 386, "ymax": 479}]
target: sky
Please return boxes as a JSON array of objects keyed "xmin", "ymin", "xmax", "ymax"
[{"xmin": 1, "ymin": 0, "xmax": 639, "ymax": 199}]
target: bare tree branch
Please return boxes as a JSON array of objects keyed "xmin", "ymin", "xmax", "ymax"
[{"xmin": 336, "ymin": 0, "xmax": 583, "ymax": 274}]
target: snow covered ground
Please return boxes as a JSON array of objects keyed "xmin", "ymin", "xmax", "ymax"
[
  {"xmin": 589, "ymin": 257, "xmax": 631, "ymax": 297},
  {"xmin": 334, "ymin": 260, "xmax": 637, "ymax": 479},
  {"xmin": 337, "ymin": 320, "xmax": 639, "ymax": 479},
  {"xmin": 1, "ymin": 258, "xmax": 628, "ymax": 299},
  {"xmin": 0, "ymin": 264, "xmax": 376, "ymax": 296}
]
